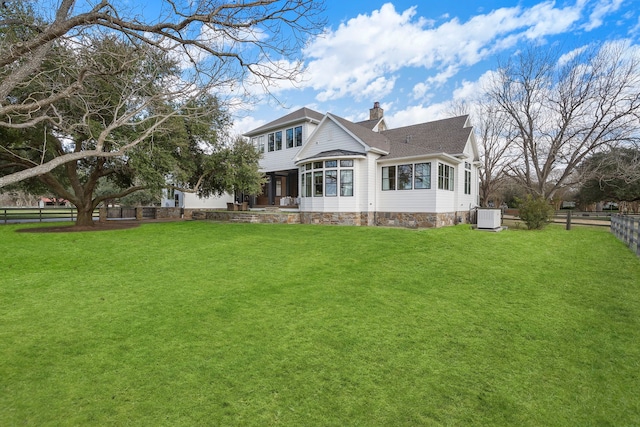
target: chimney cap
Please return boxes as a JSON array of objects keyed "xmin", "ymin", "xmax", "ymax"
[{"xmin": 373, "ymin": 101, "xmax": 380, "ymax": 108}]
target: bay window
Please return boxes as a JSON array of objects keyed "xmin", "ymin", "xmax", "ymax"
[
  {"xmin": 325, "ymin": 170, "xmax": 337, "ymax": 196},
  {"xmin": 340, "ymin": 170, "xmax": 353, "ymax": 196}
]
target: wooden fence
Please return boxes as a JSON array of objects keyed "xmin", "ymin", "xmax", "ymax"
[
  {"xmin": 1, "ymin": 207, "xmax": 99, "ymax": 224},
  {"xmin": 1, "ymin": 206, "xmax": 183, "ymax": 224},
  {"xmin": 611, "ymin": 214, "xmax": 640, "ymax": 257}
]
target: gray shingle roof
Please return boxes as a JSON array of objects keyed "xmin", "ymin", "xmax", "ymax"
[
  {"xmin": 244, "ymin": 107, "xmax": 324, "ymax": 137},
  {"xmin": 246, "ymin": 107, "xmax": 472, "ymax": 160},
  {"xmin": 381, "ymin": 115, "xmax": 472, "ymax": 160},
  {"xmin": 329, "ymin": 114, "xmax": 391, "ymax": 153},
  {"xmin": 299, "ymin": 149, "xmax": 366, "ymax": 161},
  {"xmin": 355, "ymin": 118, "xmax": 385, "ymax": 130}
]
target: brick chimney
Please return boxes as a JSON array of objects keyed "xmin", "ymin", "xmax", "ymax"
[{"xmin": 369, "ymin": 101, "xmax": 383, "ymax": 120}]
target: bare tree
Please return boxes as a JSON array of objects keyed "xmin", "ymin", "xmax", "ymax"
[
  {"xmin": 448, "ymin": 98, "xmax": 514, "ymax": 207},
  {"xmin": 0, "ymin": 0, "xmax": 325, "ymax": 187},
  {"xmin": 474, "ymin": 101, "xmax": 515, "ymax": 207},
  {"xmin": 487, "ymin": 41, "xmax": 640, "ymax": 200}
]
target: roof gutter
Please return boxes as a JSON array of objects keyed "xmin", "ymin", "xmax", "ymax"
[
  {"xmin": 243, "ymin": 117, "xmax": 322, "ymax": 138},
  {"xmin": 377, "ymin": 152, "xmax": 464, "ymax": 164}
]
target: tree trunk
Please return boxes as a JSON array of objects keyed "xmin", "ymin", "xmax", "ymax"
[{"xmin": 75, "ymin": 205, "xmax": 95, "ymax": 227}]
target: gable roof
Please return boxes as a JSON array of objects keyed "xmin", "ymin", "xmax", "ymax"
[
  {"xmin": 328, "ymin": 114, "xmax": 390, "ymax": 154},
  {"xmin": 244, "ymin": 107, "xmax": 324, "ymax": 137},
  {"xmin": 381, "ymin": 115, "xmax": 473, "ymax": 160}
]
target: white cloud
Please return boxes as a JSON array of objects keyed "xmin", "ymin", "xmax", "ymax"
[
  {"xmin": 557, "ymin": 45, "xmax": 589, "ymax": 67},
  {"xmin": 231, "ymin": 114, "xmax": 266, "ymax": 137},
  {"xmin": 630, "ymin": 16, "xmax": 640, "ymax": 37},
  {"xmin": 300, "ymin": 1, "xmax": 589, "ymax": 104},
  {"xmin": 451, "ymin": 70, "xmax": 498, "ymax": 103},
  {"xmin": 583, "ymin": 0, "xmax": 624, "ymax": 31},
  {"xmin": 386, "ymin": 102, "xmax": 451, "ymax": 128}
]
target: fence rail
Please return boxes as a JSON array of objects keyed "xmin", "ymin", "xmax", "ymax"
[
  {"xmin": 1, "ymin": 207, "xmax": 99, "ymax": 224},
  {"xmin": 1, "ymin": 206, "xmax": 185, "ymax": 224},
  {"xmin": 611, "ymin": 214, "xmax": 640, "ymax": 257}
]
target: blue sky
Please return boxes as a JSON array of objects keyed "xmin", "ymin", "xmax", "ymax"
[{"xmin": 231, "ymin": 0, "xmax": 640, "ymax": 135}]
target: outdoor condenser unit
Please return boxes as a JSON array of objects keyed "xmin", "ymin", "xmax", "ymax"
[{"xmin": 477, "ymin": 208, "xmax": 502, "ymax": 229}]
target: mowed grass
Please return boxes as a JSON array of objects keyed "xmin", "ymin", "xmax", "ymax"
[{"xmin": 1, "ymin": 221, "xmax": 639, "ymax": 426}]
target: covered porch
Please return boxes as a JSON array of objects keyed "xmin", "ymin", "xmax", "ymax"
[{"xmin": 254, "ymin": 169, "xmax": 299, "ymax": 208}]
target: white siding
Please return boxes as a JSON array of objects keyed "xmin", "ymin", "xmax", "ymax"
[
  {"xmin": 259, "ymin": 122, "xmax": 318, "ymax": 172},
  {"xmin": 363, "ymin": 154, "xmax": 379, "ymax": 213},
  {"xmin": 168, "ymin": 191, "xmax": 233, "ymax": 209},
  {"xmin": 454, "ymin": 139, "xmax": 480, "ymax": 212},
  {"xmin": 376, "ymin": 160, "xmax": 439, "ymax": 212},
  {"xmin": 298, "ymin": 158, "xmax": 362, "ymax": 212},
  {"xmin": 296, "ymin": 120, "xmax": 366, "ymax": 161}
]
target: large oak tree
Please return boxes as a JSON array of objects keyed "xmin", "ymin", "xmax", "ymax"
[{"xmin": 0, "ymin": 0, "xmax": 325, "ymax": 187}]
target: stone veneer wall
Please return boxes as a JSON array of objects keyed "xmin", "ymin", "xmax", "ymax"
[
  {"xmin": 299, "ymin": 212, "xmax": 369, "ymax": 226},
  {"xmin": 201, "ymin": 210, "xmax": 301, "ymax": 224},
  {"xmin": 190, "ymin": 209, "xmax": 470, "ymax": 228},
  {"xmin": 374, "ymin": 211, "xmax": 470, "ymax": 228}
]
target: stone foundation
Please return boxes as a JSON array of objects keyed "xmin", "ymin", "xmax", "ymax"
[
  {"xmin": 191, "ymin": 209, "xmax": 470, "ymax": 228},
  {"xmin": 374, "ymin": 211, "xmax": 469, "ymax": 228},
  {"xmin": 202, "ymin": 210, "xmax": 301, "ymax": 224},
  {"xmin": 300, "ymin": 212, "xmax": 369, "ymax": 226}
]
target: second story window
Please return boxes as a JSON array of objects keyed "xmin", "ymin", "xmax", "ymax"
[
  {"xmin": 286, "ymin": 128, "xmax": 294, "ymax": 148},
  {"xmin": 295, "ymin": 126, "xmax": 303, "ymax": 146},
  {"xmin": 275, "ymin": 131, "xmax": 282, "ymax": 150},
  {"xmin": 268, "ymin": 133, "xmax": 275, "ymax": 152}
]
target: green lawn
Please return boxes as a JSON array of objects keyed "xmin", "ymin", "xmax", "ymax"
[{"xmin": 1, "ymin": 222, "xmax": 639, "ymax": 426}]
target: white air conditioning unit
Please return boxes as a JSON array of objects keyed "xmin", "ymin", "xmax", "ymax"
[{"xmin": 477, "ymin": 208, "xmax": 501, "ymax": 229}]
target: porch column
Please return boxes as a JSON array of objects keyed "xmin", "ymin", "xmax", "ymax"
[
  {"xmin": 268, "ymin": 172, "xmax": 276, "ymax": 205},
  {"xmin": 288, "ymin": 171, "xmax": 298, "ymax": 197}
]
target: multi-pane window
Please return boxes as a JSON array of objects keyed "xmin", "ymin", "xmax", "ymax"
[
  {"xmin": 325, "ymin": 170, "xmax": 337, "ymax": 196},
  {"xmin": 438, "ymin": 163, "xmax": 454, "ymax": 191},
  {"xmin": 268, "ymin": 133, "xmax": 275, "ymax": 152},
  {"xmin": 383, "ymin": 162, "xmax": 431, "ymax": 190},
  {"xmin": 300, "ymin": 159, "xmax": 354, "ymax": 198},
  {"xmin": 340, "ymin": 170, "xmax": 353, "ymax": 196},
  {"xmin": 398, "ymin": 164, "xmax": 413, "ymax": 190},
  {"xmin": 305, "ymin": 172, "xmax": 312, "ymax": 196},
  {"xmin": 286, "ymin": 128, "xmax": 294, "ymax": 149},
  {"xmin": 275, "ymin": 131, "xmax": 282, "ymax": 150},
  {"xmin": 464, "ymin": 162, "xmax": 471, "ymax": 195},
  {"xmin": 382, "ymin": 166, "xmax": 396, "ymax": 190},
  {"xmin": 251, "ymin": 136, "xmax": 265, "ymax": 153},
  {"xmin": 414, "ymin": 163, "xmax": 431, "ymax": 189},
  {"xmin": 294, "ymin": 126, "xmax": 303, "ymax": 146},
  {"xmin": 314, "ymin": 171, "xmax": 323, "ymax": 196}
]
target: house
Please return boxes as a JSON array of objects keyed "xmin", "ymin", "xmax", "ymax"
[
  {"xmin": 244, "ymin": 102, "xmax": 480, "ymax": 227},
  {"xmin": 163, "ymin": 188, "xmax": 233, "ymax": 209}
]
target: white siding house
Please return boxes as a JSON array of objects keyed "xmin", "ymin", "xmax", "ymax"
[
  {"xmin": 162, "ymin": 190, "xmax": 233, "ymax": 209},
  {"xmin": 244, "ymin": 102, "xmax": 480, "ymax": 227}
]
